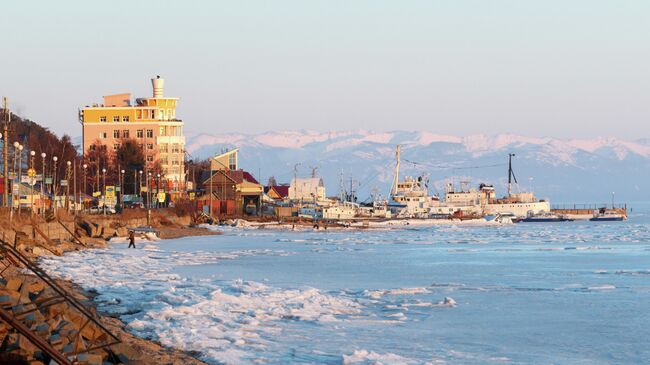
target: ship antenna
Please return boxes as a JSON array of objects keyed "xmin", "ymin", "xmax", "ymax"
[
  {"xmin": 390, "ymin": 145, "xmax": 401, "ymax": 196},
  {"xmin": 507, "ymin": 153, "xmax": 518, "ymax": 197}
]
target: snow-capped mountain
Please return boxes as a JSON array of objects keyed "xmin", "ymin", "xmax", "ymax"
[{"xmin": 188, "ymin": 130, "xmax": 650, "ymax": 203}]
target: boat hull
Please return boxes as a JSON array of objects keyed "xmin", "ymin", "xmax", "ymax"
[{"xmin": 589, "ymin": 217, "xmax": 624, "ymax": 222}]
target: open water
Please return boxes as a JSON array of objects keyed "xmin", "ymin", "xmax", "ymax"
[{"xmin": 40, "ymin": 208, "xmax": 650, "ymax": 364}]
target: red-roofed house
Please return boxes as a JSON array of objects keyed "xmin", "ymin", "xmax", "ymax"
[
  {"xmin": 200, "ymin": 148, "xmax": 263, "ymax": 216},
  {"xmin": 265, "ymin": 185, "xmax": 290, "ymax": 201}
]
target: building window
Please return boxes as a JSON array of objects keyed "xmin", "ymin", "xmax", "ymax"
[
  {"xmin": 113, "ymin": 130, "xmax": 120, "ymax": 138},
  {"xmin": 159, "ymin": 127, "xmax": 165, "ymax": 136},
  {"xmin": 147, "ymin": 143, "xmax": 153, "ymax": 150},
  {"xmin": 147, "ymin": 155, "xmax": 153, "ymax": 162},
  {"xmin": 229, "ymin": 153, "xmax": 236, "ymax": 170},
  {"xmin": 159, "ymin": 144, "xmax": 168, "ymax": 153},
  {"xmin": 168, "ymin": 109, "xmax": 172, "ymax": 120},
  {"xmin": 113, "ymin": 116, "xmax": 119, "ymax": 122},
  {"xmin": 89, "ymin": 145, "xmax": 96, "ymax": 151},
  {"xmin": 146, "ymin": 129, "xmax": 153, "ymax": 138},
  {"xmin": 113, "ymin": 144, "xmax": 119, "ymax": 150},
  {"xmin": 99, "ymin": 132, "xmax": 107, "ymax": 139},
  {"xmin": 137, "ymin": 129, "xmax": 143, "ymax": 138},
  {"xmin": 122, "ymin": 130, "xmax": 129, "ymax": 138},
  {"xmin": 99, "ymin": 116, "xmax": 106, "ymax": 123},
  {"xmin": 138, "ymin": 144, "xmax": 144, "ymax": 149},
  {"xmin": 151, "ymin": 110, "xmax": 156, "ymax": 119},
  {"xmin": 172, "ymin": 144, "xmax": 179, "ymax": 153},
  {"xmin": 123, "ymin": 116, "xmax": 129, "ymax": 122}
]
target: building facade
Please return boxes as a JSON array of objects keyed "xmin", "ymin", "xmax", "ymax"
[
  {"xmin": 80, "ymin": 76, "xmax": 186, "ymax": 189},
  {"xmin": 288, "ymin": 177, "xmax": 326, "ymax": 202}
]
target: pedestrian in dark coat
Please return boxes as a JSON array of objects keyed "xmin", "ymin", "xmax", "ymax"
[{"xmin": 128, "ymin": 231, "xmax": 136, "ymax": 248}]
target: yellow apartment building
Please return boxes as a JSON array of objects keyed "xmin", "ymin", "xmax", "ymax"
[{"xmin": 80, "ymin": 76, "xmax": 186, "ymax": 190}]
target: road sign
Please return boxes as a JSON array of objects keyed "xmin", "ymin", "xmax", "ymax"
[
  {"xmin": 189, "ymin": 192, "xmax": 195, "ymax": 200},
  {"xmin": 157, "ymin": 192, "xmax": 165, "ymax": 203},
  {"xmin": 60, "ymin": 180, "xmax": 68, "ymax": 187},
  {"xmin": 27, "ymin": 168, "xmax": 36, "ymax": 177},
  {"xmin": 45, "ymin": 177, "xmax": 52, "ymax": 185},
  {"xmin": 105, "ymin": 186, "xmax": 115, "ymax": 199},
  {"xmin": 115, "ymin": 186, "xmax": 121, "ymax": 192},
  {"xmin": 141, "ymin": 187, "xmax": 148, "ymax": 192},
  {"xmin": 92, "ymin": 191, "xmax": 101, "ymax": 197}
]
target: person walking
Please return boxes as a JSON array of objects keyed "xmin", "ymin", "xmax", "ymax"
[{"xmin": 128, "ymin": 230, "xmax": 136, "ymax": 248}]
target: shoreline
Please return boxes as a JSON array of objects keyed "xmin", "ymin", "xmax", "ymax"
[{"xmin": 0, "ymin": 209, "xmax": 215, "ymax": 365}]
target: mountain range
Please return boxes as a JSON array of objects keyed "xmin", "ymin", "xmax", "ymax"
[{"xmin": 183, "ymin": 130, "xmax": 650, "ymax": 204}]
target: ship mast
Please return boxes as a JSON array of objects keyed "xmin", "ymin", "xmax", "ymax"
[
  {"xmin": 390, "ymin": 145, "xmax": 401, "ymax": 196},
  {"xmin": 507, "ymin": 153, "xmax": 518, "ymax": 197}
]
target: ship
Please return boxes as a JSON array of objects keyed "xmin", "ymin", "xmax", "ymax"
[
  {"xmin": 388, "ymin": 147, "xmax": 550, "ymax": 218},
  {"xmin": 388, "ymin": 146, "xmax": 440, "ymax": 218}
]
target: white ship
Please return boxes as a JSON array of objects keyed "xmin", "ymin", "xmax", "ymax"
[
  {"xmin": 388, "ymin": 145, "xmax": 440, "ymax": 218},
  {"xmin": 430, "ymin": 154, "xmax": 550, "ymax": 217},
  {"xmin": 387, "ymin": 146, "xmax": 550, "ymax": 219}
]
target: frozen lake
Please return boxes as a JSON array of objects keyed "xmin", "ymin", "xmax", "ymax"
[{"xmin": 41, "ymin": 208, "xmax": 650, "ymax": 364}]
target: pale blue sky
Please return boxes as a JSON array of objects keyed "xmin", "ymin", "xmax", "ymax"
[{"xmin": 1, "ymin": 1, "xmax": 649, "ymax": 138}]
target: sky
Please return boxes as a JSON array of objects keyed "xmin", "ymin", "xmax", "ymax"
[{"xmin": 1, "ymin": 0, "xmax": 649, "ymax": 139}]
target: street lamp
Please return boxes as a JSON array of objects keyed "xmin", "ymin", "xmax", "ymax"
[
  {"xmin": 52, "ymin": 156, "xmax": 58, "ymax": 213},
  {"xmin": 102, "ymin": 168, "xmax": 106, "ymax": 215},
  {"xmin": 120, "ymin": 169, "xmax": 125, "ymax": 207},
  {"xmin": 82, "ymin": 163, "xmax": 88, "ymax": 213},
  {"xmin": 11, "ymin": 141, "xmax": 19, "ymax": 215},
  {"xmin": 156, "ymin": 173, "xmax": 161, "ymax": 208},
  {"xmin": 147, "ymin": 172, "xmax": 152, "ymax": 209},
  {"xmin": 41, "ymin": 153, "xmax": 46, "ymax": 216},
  {"xmin": 17, "ymin": 144, "xmax": 23, "ymax": 214},
  {"xmin": 138, "ymin": 170, "xmax": 143, "ymax": 200},
  {"xmin": 66, "ymin": 161, "xmax": 71, "ymax": 212},
  {"xmin": 30, "ymin": 151, "xmax": 35, "ymax": 215}
]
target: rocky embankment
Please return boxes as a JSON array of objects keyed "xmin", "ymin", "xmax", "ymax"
[{"xmin": 0, "ymin": 209, "xmax": 215, "ymax": 365}]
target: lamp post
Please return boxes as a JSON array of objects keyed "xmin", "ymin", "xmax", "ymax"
[
  {"xmin": 120, "ymin": 169, "xmax": 125, "ymax": 208},
  {"xmin": 30, "ymin": 151, "xmax": 35, "ymax": 215},
  {"xmin": 102, "ymin": 168, "xmax": 106, "ymax": 215},
  {"xmin": 147, "ymin": 172, "xmax": 152, "ymax": 209},
  {"xmin": 82, "ymin": 163, "xmax": 87, "ymax": 213},
  {"xmin": 156, "ymin": 173, "xmax": 161, "ymax": 208},
  {"xmin": 138, "ymin": 170, "xmax": 143, "ymax": 204},
  {"xmin": 17, "ymin": 144, "xmax": 23, "ymax": 214},
  {"xmin": 52, "ymin": 156, "xmax": 58, "ymax": 213},
  {"xmin": 11, "ymin": 141, "xmax": 19, "ymax": 215},
  {"xmin": 66, "ymin": 161, "xmax": 71, "ymax": 212},
  {"xmin": 41, "ymin": 153, "xmax": 46, "ymax": 216}
]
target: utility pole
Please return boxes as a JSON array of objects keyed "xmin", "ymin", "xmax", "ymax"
[{"xmin": 2, "ymin": 97, "xmax": 9, "ymax": 207}]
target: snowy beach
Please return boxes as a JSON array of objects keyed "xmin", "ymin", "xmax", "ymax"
[{"xmin": 40, "ymin": 211, "xmax": 650, "ymax": 364}]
